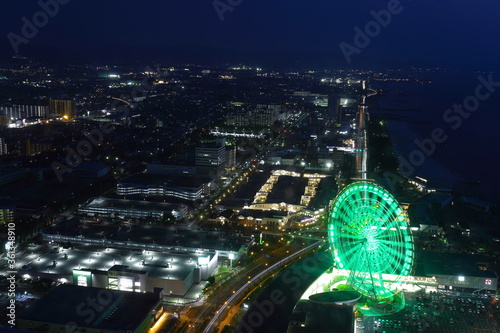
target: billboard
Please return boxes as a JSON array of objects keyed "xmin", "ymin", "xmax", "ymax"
[{"xmin": 73, "ymin": 270, "xmax": 92, "ymax": 287}]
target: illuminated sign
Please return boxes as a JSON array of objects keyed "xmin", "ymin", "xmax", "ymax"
[
  {"xmin": 198, "ymin": 256, "xmax": 210, "ymax": 265},
  {"xmin": 73, "ymin": 270, "xmax": 92, "ymax": 287},
  {"xmin": 77, "ymin": 276, "xmax": 87, "ymax": 286},
  {"xmin": 119, "ymin": 277, "xmax": 133, "ymax": 290},
  {"xmin": 486, "ymin": 279, "xmax": 492, "ymax": 285}
]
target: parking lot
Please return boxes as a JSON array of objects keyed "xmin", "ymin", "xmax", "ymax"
[{"xmin": 362, "ymin": 291, "xmax": 499, "ymax": 333}]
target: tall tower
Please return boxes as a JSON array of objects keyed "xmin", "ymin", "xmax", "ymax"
[
  {"xmin": 356, "ymin": 81, "xmax": 368, "ymax": 134},
  {"xmin": 355, "ymin": 81, "xmax": 368, "ymax": 179}
]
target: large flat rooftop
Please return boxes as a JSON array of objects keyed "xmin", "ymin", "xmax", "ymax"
[
  {"xmin": 267, "ymin": 175, "xmax": 308, "ymax": 205},
  {"xmin": 119, "ymin": 173, "xmax": 210, "ymax": 188},
  {"xmin": 80, "ymin": 197, "xmax": 186, "ymax": 212},
  {"xmin": 17, "ymin": 244, "xmax": 213, "ymax": 281},
  {"xmin": 18, "ymin": 284, "xmax": 160, "ymax": 331},
  {"xmin": 43, "ymin": 219, "xmax": 251, "ymax": 252},
  {"xmin": 415, "ymin": 251, "xmax": 497, "ymax": 278}
]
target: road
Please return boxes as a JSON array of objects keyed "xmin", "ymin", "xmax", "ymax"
[
  {"xmin": 203, "ymin": 240, "xmax": 323, "ymax": 333},
  {"xmin": 178, "ymin": 240, "xmax": 322, "ymax": 333}
]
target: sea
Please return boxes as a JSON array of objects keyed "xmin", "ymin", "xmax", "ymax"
[{"xmin": 368, "ymin": 69, "xmax": 500, "ymax": 203}]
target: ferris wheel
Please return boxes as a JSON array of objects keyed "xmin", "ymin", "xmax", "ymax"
[{"xmin": 328, "ymin": 182, "xmax": 414, "ymax": 301}]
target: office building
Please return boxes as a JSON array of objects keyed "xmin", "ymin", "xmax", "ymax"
[
  {"xmin": 195, "ymin": 138, "xmax": 226, "ymax": 167},
  {"xmin": 117, "ymin": 173, "xmax": 212, "ymax": 201},
  {"xmin": 251, "ymin": 105, "xmax": 279, "ymax": 127},
  {"xmin": 225, "ymin": 111, "xmax": 251, "ymax": 127}
]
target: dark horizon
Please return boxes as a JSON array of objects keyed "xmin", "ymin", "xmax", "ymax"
[{"xmin": 1, "ymin": 0, "xmax": 500, "ymax": 70}]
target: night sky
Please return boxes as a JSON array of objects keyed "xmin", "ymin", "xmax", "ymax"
[{"xmin": 1, "ymin": 0, "xmax": 500, "ymax": 68}]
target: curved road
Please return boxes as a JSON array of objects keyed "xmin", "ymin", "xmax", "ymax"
[
  {"xmin": 180, "ymin": 240, "xmax": 323, "ymax": 333},
  {"xmin": 202, "ymin": 241, "xmax": 324, "ymax": 333}
]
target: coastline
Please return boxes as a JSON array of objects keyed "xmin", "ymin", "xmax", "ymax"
[
  {"xmin": 367, "ymin": 70, "xmax": 500, "ymax": 203},
  {"xmin": 384, "ymin": 119, "xmax": 464, "ymax": 185}
]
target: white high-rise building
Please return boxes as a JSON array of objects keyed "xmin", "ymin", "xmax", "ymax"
[
  {"xmin": 195, "ymin": 139, "xmax": 226, "ymax": 167},
  {"xmin": 0, "ymin": 105, "xmax": 49, "ymax": 120}
]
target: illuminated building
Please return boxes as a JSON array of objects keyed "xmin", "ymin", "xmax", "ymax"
[
  {"xmin": 236, "ymin": 209, "xmax": 288, "ymax": 227},
  {"xmin": 225, "ymin": 110, "xmax": 251, "ymax": 126},
  {"xmin": 78, "ymin": 197, "xmax": 188, "ymax": 220},
  {"xmin": 0, "ymin": 206, "xmax": 14, "ymax": 226},
  {"xmin": 225, "ymin": 145, "xmax": 237, "ymax": 168},
  {"xmin": 251, "ymin": 108, "xmax": 277, "ymax": 127},
  {"xmin": 196, "ymin": 138, "xmax": 227, "ymax": 178},
  {"xmin": 0, "ymin": 104, "xmax": 49, "ymax": 121},
  {"xmin": 249, "ymin": 170, "xmax": 329, "ymax": 213},
  {"xmin": 17, "ymin": 246, "xmax": 218, "ymax": 296},
  {"xmin": 195, "ymin": 139, "xmax": 226, "ymax": 167},
  {"xmin": 49, "ymin": 99, "xmax": 76, "ymax": 119},
  {"xmin": 117, "ymin": 173, "xmax": 212, "ymax": 201}
]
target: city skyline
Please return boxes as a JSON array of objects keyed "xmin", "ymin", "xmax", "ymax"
[{"xmin": 1, "ymin": 1, "xmax": 500, "ymax": 333}]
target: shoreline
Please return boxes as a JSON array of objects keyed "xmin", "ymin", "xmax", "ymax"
[{"xmin": 367, "ymin": 93, "xmax": 498, "ymax": 203}]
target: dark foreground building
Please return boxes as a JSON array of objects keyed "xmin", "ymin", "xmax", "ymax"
[
  {"xmin": 18, "ymin": 284, "xmax": 164, "ymax": 333},
  {"xmin": 299, "ymin": 291, "xmax": 361, "ymax": 333}
]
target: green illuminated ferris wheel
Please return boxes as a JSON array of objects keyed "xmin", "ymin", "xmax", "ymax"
[{"xmin": 328, "ymin": 182, "xmax": 414, "ymax": 301}]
